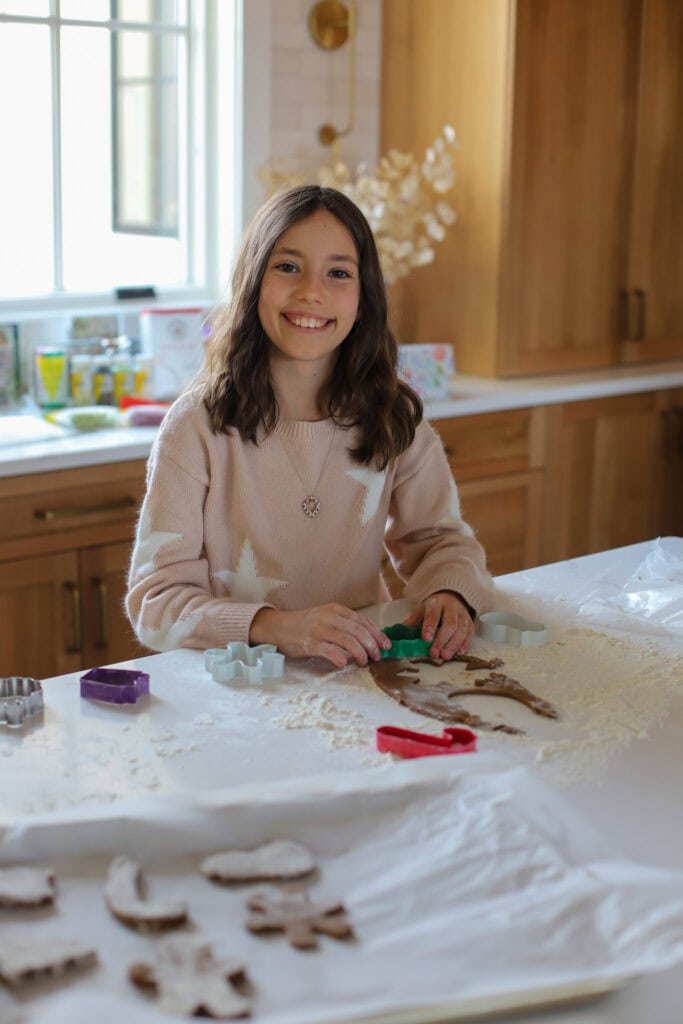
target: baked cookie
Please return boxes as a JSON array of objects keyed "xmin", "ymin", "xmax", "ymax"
[
  {"xmin": 0, "ymin": 936, "xmax": 96, "ymax": 987},
  {"xmin": 129, "ymin": 934, "xmax": 250, "ymax": 1019},
  {"xmin": 246, "ymin": 890, "xmax": 353, "ymax": 949},
  {"xmin": 105, "ymin": 856, "xmax": 188, "ymax": 930},
  {"xmin": 200, "ymin": 839, "xmax": 316, "ymax": 883},
  {"xmin": 0, "ymin": 866, "xmax": 56, "ymax": 908}
]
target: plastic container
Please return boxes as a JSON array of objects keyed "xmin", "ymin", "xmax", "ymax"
[{"xmin": 34, "ymin": 347, "xmax": 69, "ymax": 409}]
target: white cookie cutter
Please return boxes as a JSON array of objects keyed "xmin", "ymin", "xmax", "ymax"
[
  {"xmin": 204, "ymin": 643, "xmax": 285, "ymax": 684},
  {"xmin": 477, "ymin": 611, "xmax": 547, "ymax": 647}
]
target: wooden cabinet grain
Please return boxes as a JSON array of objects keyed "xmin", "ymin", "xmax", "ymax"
[
  {"xmin": 381, "ymin": 0, "xmax": 683, "ymax": 376},
  {"xmin": 541, "ymin": 390, "xmax": 681, "ymax": 564},
  {"xmin": 0, "ymin": 461, "xmax": 148, "ymax": 679}
]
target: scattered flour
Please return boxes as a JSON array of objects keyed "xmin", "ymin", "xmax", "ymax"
[{"xmin": 267, "ymin": 626, "xmax": 683, "ymax": 786}]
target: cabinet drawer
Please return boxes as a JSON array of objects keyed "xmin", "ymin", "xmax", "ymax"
[
  {"xmin": 0, "ymin": 461, "xmax": 147, "ymax": 560},
  {"xmin": 431, "ymin": 407, "xmax": 544, "ymax": 480}
]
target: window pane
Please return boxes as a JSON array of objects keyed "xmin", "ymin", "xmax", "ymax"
[
  {"xmin": 0, "ymin": 24, "xmax": 54, "ymax": 299},
  {"xmin": 60, "ymin": 1, "xmax": 110, "ymax": 20},
  {"xmin": 60, "ymin": 26, "xmax": 184, "ymax": 291},
  {"xmin": 117, "ymin": 0, "xmax": 185, "ymax": 26},
  {"xmin": 0, "ymin": 1, "xmax": 48, "ymax": 14},
  {"xmin": 113, "ymin": 28, "xmax": 179, "ymax": 235}
]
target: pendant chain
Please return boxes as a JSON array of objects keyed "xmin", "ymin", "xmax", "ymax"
[{"xmin": 278, "ymin": 425, "xmax": 337, "ymax": 518}]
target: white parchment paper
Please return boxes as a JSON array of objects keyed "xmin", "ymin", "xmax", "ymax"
[{"xmin": 3, "ymin": 755, "xmax": 683, "ymax": 1024}]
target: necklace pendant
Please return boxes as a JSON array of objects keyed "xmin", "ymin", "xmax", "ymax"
[{"xmin": 302, "ymin": 495, "xmax": 321, "ymax": 518}]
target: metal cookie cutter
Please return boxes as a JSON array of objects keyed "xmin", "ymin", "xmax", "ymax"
[
  {"xmin": 80, "ymin": 667, "xmax": 150, "ymax": 704},
  {"xmin": 204, "ymin": 643, "xmax": 285, "ymax": 684},
  {"xmin": 0, "ymin": 677, "xmax": 44, "ymax": 727},
  {"xmin": 376, "ymin": 725, "xmax": 477, "ymax": 759},
  {"xmin": 477, "ymin": 611, "xmax": 547, "ymax": 647}
]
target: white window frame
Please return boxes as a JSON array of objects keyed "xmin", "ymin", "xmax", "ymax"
[{"xmin": 0, "ymin": 0, "xmax": 271, "ymax": 319}]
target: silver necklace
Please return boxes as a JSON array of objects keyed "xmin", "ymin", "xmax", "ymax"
[{"xmin": 278, "ymin": 424, "xmax": 337, "ymax": 518}]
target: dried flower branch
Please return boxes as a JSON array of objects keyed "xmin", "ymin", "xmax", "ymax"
[{"xmin": 258, "ymin": 126, "xmax": 458, "ymax": 285}]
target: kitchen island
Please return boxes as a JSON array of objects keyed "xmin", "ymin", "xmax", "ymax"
[{"xmin": 2, "ymin": 538, "xmax": 682, "ymax": 1024}]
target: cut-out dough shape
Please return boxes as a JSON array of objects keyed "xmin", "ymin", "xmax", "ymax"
[
  {"xmin": 0, "ymin": 936, "xmax": 97, "ymax": 987},
  {"xmin": 477, "ymin": 611, "xmax": 547, "ymax": 647},
  {"xmin": 129, "ymin": 934, "xmax": 250, "ymax": 1019},
  {"xmin": 204, "ymin": 642, "xmax": 285, "ymax": 684},
  {"xmin": 105, "ymin": 856, "xmax": 188, "ymax": 930},
  {"xmin": 0, "ymin": 866, "xmax": 56, "ymax": 908},
  {"xmin": 246, "ymin": 890, "xmax": 354, "ymax": 949},
  {"xmin": 369, "ymin": 658, "xmax": 558, "ymax": 735},
  {"xmin": 201, "ymin": 840, "xmax": 316, "ymax": 883}
]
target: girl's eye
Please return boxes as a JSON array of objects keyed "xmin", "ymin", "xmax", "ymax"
[
  {"xmin": 329, "ymin": 268, "xmax": 352, "ymax": 279},
  {"xmin": 274, "ymin": 261, "xmax": 298, "ymax": 273}
]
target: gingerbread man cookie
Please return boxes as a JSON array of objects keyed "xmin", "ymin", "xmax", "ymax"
[{"xmin": 246, "ymin": 890, "xmax": 354, "ymax": 949}]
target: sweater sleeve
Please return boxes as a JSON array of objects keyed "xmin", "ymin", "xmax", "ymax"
[
  {"xmin": 384, "ymin": 421, "xmax": 494, "ymax": 617},
  {"xmin": 125, "ymin": 402, "xmax": 269, "ymax": 652}
]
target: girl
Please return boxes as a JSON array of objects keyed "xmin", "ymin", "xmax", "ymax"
[{"xmin": 126, "ymin": 186, "xmax": 493, "ymax": 668}]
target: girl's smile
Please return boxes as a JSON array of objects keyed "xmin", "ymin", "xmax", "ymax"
[{"xmin": 258, "ymin": 209, "xmax": 360, "ymax": 371}]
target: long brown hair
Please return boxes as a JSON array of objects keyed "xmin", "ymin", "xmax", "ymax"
[{"xmin": 200, "ymin": 185, "xmax": 422, "ymax": 468}]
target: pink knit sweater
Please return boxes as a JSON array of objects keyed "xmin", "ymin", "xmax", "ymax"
[{"xmin": 126, "ymin": 389, "xmax": 494, "ymax": 652}]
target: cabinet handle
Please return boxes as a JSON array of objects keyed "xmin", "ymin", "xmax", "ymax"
[
  {"xmin": 62, "ymin": 580, "xmax": 82, "ymax": 655},
  {"xmin": 90, "ymin": 577, "xmax": 109, "ymax": 649},
  {"xmin": 34, "ymin": 495, "xmax": 137, "ymax": 521},
  {"xmin": 626, "ymin": 289, "xmax": 646, "ymax": 342}
]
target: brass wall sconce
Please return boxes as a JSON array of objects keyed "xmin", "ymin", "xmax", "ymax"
[{"xmin": 308, "ymin": 0, "xmax": 356, "ymax": 146}]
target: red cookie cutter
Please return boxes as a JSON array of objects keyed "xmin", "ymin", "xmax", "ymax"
[{"xmin": 376, "ymin": 725, "xmax": 477, "ymax": 759}]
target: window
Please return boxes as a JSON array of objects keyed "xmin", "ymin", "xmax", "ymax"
[{"xmin": 0, "ymin": 0, "xmax": 236, "ymax": 310}]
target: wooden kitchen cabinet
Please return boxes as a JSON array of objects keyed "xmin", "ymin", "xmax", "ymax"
[
  {"xmin": 541, "ymin": 390, "xmax": 680, "ymax": 564},
  {"xmin": 0, "ymin": 461, "xmax": 148, "ymax": 679},
  {"xmin": 381, "ymin": 0, "xmax": 683, "ymax": 377}
]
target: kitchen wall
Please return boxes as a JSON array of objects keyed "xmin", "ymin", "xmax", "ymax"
[{"xmin": 269, "ymin": 0, "xmax": 381, "ymax": 177}]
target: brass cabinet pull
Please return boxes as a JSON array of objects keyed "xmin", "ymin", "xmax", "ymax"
[
  {"xmin": 62, "ymin": 580, "xmax": 82, "ymax": 655},
  {"xmin": 91, "ymin": 576, "xmax": 109, "ymax": 649},
  {"xmin": 626, "ymin": 289, "xmax": 646, "ymax": 342},
  {"xmin": 34, "ymin": 495, "xmax": 136, "ymax": 521}
]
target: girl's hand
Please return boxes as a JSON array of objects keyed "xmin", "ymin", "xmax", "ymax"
[
  {"xmin": 402, "ymin": 591, "xmax": 475, "ymax": 660},
  {"xmin": 249, "ymin": 604, "xmax": 392, "ymax": 669}
]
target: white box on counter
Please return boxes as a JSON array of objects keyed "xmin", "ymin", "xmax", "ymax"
[
  {"xmin": 398, "ymin": 343, "xmax": 455, "ymax": 400},
  {"xmin": 138, "ymin": 308, "xmax": 207, "ymax": 401}
]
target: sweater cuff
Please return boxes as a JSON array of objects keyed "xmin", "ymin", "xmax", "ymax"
[{"xmin": 213, "ymin": 602, "xmax": 274, "ymax": 645}]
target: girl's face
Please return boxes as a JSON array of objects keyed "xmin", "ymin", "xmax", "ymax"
[{"xmin": 257, "ymin": 209, "xmax": 360, "ymax": 372}]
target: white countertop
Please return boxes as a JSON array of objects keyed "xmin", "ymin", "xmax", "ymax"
[
  {"xmin": 1, "ymin": 359, "xmax": 682, "ymax": 477},
  {"xmin": 2, "ymin": 538, "xmax": 683, "ymax": 1024}
]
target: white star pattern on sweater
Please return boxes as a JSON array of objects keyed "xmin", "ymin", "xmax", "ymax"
[
  {"xmin": 346, "ymin": 466, "xmax": 387, "ymax": 526},
  {"xmin": 139, "ymin": 604, "xmax": 201, "ymax": 652},
  {"xmin": 214, "ymin": 539, "xmax": 287, "ymax": 602},
  {"xmin": 130, "ymin": 503, "xmax": 183, "ymax": 579}
]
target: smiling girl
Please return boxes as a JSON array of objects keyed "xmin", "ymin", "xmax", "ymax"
[{"xmin": 126, "ymin": 186, "xmax": 493, "ymax": 668}]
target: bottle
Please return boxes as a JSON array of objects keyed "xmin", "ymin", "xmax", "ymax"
[
  {"xmin": 92, "ymin": 353, "xmax": 115, "ymax": 405},
  {"xmin": 34, "ymin": 347, "xmax": 69, "ymax": 409},
  {"xmin": 132, "ymin": 355, "xmax": 153, "ymax": 399},
  {"xmin": 69, "ymin": 353, "xmax": 95, "ymax": 406}
]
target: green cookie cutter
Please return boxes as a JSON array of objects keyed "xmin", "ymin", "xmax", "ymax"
[{"xmin": 381, "ymin": 623, "xmax": 432, "ymax": 659}]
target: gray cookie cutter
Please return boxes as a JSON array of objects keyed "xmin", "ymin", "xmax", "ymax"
[
  {"xmin": 204, "ymin": 642, "xmax": 285, "ymax": 684},
  {"xmin": 0, "ymin": 677, "xmax": 44, "ymax": 727},
  {"xmin": 477, "ymin": 611, "xmax": 547, "ymax": 647}
]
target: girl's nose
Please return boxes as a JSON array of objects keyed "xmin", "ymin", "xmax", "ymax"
[{"xmin": 293, "ymin": 271, "xmax": 324, "ymax": 302}]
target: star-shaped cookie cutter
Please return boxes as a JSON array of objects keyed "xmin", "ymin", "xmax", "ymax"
[
  {"xmin": 204, "ymin": 642, "xmax": 285, "ymax": 684},
  {"xmin": 0, "ymin": 677, "xmax": 44, "ymax": 728}
]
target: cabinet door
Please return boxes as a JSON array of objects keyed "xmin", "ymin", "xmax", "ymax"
[
  {"xmin": 79, "ymin": 541, "xmax": 149, "ymax": 667},
  {"xmin": 543, "ymin": 392, "xmax": 665, "ymax": 562},
  {"xmin": 0, "ymin": 551, "xmax": 83, "ymax": 679},
  {"xmin": 500, "ymin": 0, "xmax": 642, "ymax": 375},
  {"xmin": 622, "ymin": 0, "xmax": 683, "ymax": 361},
  {"xmin": 459, "ymin": 471, "xmax": 544, "ymax": 576},
  {"xmin": 657, "ymin": 388, "xmax": 683, "ymax": 536}
]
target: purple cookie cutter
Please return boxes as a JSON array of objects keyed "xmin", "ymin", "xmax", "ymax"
[{"xmin": 80, "ymin": 667, "xmax": 150, "ymax": 704}]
